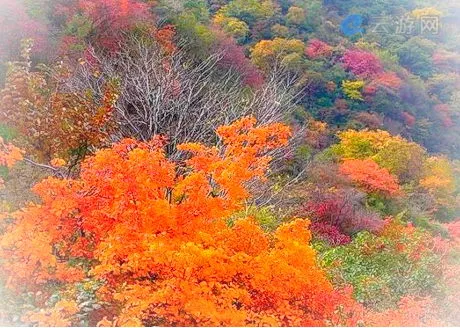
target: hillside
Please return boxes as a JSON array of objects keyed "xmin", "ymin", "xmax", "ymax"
[{"xmin": 0, "ymin": 0, "xmax": 459, "ymax": 326}]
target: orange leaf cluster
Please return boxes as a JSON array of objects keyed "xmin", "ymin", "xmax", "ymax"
[
  {"xmin": 339, "ymin": 159, "xmax": 400, "ymax": 196},
  {"xmin": 0, "ymin": 137, "xmax": 23, "ymax": 169},
  {"xmin": 372, "ymin": 72, "xmax": 402, "ymax": 90},
  {"xmin": 153, "ymin": 24, "xmax": 177, "ymax": 54},
  {"xmin": 0, "ymin": 117, "xmax": 369, "ymax": 326},
  {"xmin": 22, "ymin": 300, "xmax": 79, "ymax": 327},
  {"xmin": 50, "ymin": 158, "xmax": 67, "ymax": 168},
  {"xmin": 0, "ymin": 137, "xmax": 24, "ymax": 188},
  {"xmin": 1, "ymin": 117, "xmax": 446, "ymax": 326},
  {"xmin": 0, "ymin": 118, "xmax": 366, "ymax": 326}
]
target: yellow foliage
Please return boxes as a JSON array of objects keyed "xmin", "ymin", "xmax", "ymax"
[
  {"xmin": 420, "ymin": 156, "xmax": 456, "ymax": 208},
  {"xmin": 411, "ymin": 7, "xmax": 442, "ymax": 19},
  {"xmin": 250, "ymin": 37, "xmax": 305, "ymax": 71},
  {"xmin": 334, "ymin": 129, "xmax": 392, "ymax": 159},
  {"xmin": 334, "ymin": 129, "xmax": 427, "ymax": 181},
  {"xmin": 342, "ymin": 80, "xmax": 365, "ymax": 100},
  {"xmin": 213, "ymin": 13, "xmax": 249, "ymax": 39},
  {"xmin": 217, "ymin": 0, "xmax": 275, "ymax": 22},
  {"xmin": 50, "ymin": 158, "xmax": 67, "ymax": 168}
]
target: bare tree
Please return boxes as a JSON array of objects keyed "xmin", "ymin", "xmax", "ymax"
[
  {"xmin": 65, "ymin": 34, "xmax": 300, "ymax": 158},
  {"xmin": 62, "ymin": 34, "xmax": 308, "ymax": 207}
]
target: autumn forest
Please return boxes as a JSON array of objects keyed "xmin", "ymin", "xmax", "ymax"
[{"xmin": 0, "ymin": 0, "xmax": 459, "ymax": 326}]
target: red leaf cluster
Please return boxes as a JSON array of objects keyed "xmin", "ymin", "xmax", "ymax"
[
  {"xmin": 310, "ymin": 222, "xmax": 351, "ymax": 246},
  {"xmin": 214, "ymin": 29, "xmax": 264, "ymax": 88},
  {"xmin": 305, "ymin": 39, "xmax": 333, "ymax": 59},
  {"xmin": 55, "ymin": 0, "xmax": 153, "ymax": 53},
  {"xmin": 342, "ymin": 50, "xmax": 383, "ymax": 78},
  {"xmin": 434, "ymin": 104, "xmax": 454, "ymax": 128},
  {"xmin": 301, "ymin": 190, "xmax": 383, "ymax": 235},
  {"xmin": 401, "ymin": 111, "xmax": 416, "ymax": 127}
]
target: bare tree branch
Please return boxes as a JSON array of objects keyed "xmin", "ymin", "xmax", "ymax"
[{"xmin": 64, "ymin": 35, "xmax": 300, "ymax": 160}]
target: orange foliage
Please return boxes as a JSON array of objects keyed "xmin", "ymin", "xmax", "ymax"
[
  {"xmin": 22, "ymin": 300, "xmax": 79, "ymax": 327},
  {"xmin": 0, "ymin": 137, "xmax": 23, "ymax": 169},
  {"xmin": 1, "ymin": 117, "xmax": 451, "ymax": 326},
  {"xmin": 153, "ymin": 24, "xmax": 177, "ymax": 54},
  {"xmin": 0, "ymin": 117, "xmax": 369, "ymax": 326},
  {"xmin": 0, "ymin": 118, "xmax": 358, "ymax": 326},
  {"xmin": 0, "ymin": 137, "xmax": 24, "ymax": 188},
  {"xmin": 374, "ymin": 72, "xmax": 402, "ymax": 90},
  {"xmin": 50, "ymin": 158, "xmax": 67, "ymax": 168},
  {"xmin": 339, "ymin": 159, "xmax": 400, "ymax": 196}
]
